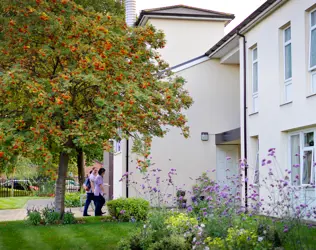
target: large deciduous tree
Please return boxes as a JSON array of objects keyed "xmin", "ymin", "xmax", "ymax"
[{"xmin": 0, "ymin": 0, "xmax": 192, "ymax": 215}]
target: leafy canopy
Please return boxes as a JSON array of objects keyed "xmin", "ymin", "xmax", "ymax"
[{"xmin": 0, "ymin": 0, "xmax": 193, "ymax": 172}]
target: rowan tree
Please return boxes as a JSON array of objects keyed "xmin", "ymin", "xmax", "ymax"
[{"xmin": 0, "ymin": 0, "xmax": 192, "ymax": 215}]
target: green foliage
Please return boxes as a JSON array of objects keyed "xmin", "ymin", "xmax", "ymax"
[
  {"xmin": 74, "ymin": 0, "xmax": 125, "ymax": 17},
  {"xmin": 62, "ymin": 211, "xmax": 76, "ymax": 224},
  {"xmin": 107, "ymin": 198, "xmax": 150, "ymax": 222},
  {"xmin": 26, "ymin": 208, "xmax": 41, "ymax": 226},
  {"xmin": 42, "ymin": 207, "xmax": 60, "ymax": 225},
  {"xmin": 165, "ymin": 212, "xmax": 198, "ymax": 234},
  {"xmin": 64, "ymin": 192, "xmax": 81, "ymax": 207},
  {"xmin": 148, "ymin": 235, "xmax": 191, "ymax": 250},
  {"xmin": 117, "ymin": 229, "xmax": 153, "ymax": 250}
]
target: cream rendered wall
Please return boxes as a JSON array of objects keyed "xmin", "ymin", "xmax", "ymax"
[
  {"xmin": 127, "ymin": 59, "xmax": 240, "ymax": 201},
  {"xmin": 240, "ymin": 0, "xmax": 316, "ymax": 204},
  {"xmin": 147, "ymin": 18, "xmax": 226, "ymax": 66}
]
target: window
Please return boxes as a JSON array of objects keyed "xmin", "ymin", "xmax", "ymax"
[
  {"xmin": 290, "ymin": 131, "xmax": 315, "ymax": 186},
  {"xmin": 252, "ymin": 47, "xmax": 258, "ymax": 112},
  {"xmin": 284, "ymin": 26, "xmax": 292, "ymax": 101},
  {"xmin": 253, "ymin": 138, "xmax": 259, "ymax": 185},
  {"xmin": 309, "ymin": 9, "xmax": 316, "ymax": 93},
  {"xmin": 290, "ymin": 135, "xmax": 300, "ymax": 185},
  {"xmin": 309, "ymin": 9, "xmax": 316, "ymax": 70}
]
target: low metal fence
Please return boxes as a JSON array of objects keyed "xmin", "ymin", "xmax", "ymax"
[{"xmin": 0, "ymin": 177, "xmax": 80, "ymax": 197}]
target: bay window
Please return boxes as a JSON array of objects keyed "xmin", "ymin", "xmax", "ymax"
[{"xmin": 290, "ymin": 131, "xmax": 315, "ymax": 186}]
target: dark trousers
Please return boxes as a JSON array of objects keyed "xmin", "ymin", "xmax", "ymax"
[
  {"xmin": 83, "ymin": 193, "xmax": 95, "ymax": 216},
  {"xmin": 95, "ymin": 194, "xmax": 105, "ymax": 216}
]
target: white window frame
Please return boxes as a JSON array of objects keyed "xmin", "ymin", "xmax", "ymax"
[
  {"xmin": 309, "ymin": 9, "xmax": 316, "ymax": 71},
  {"xmin": 252, "ymin": 47, "xmax": 258, "ymax": 112},
  {"xmin": 253, "ymin": 139, "xmax": 260, "ymax": 185},
  {"xmin": 283, "ymin": 26, "xmax": 292, "ymax": 102},
  {"xmin": 289, "ymin": 129, "xmax": 316, "ymax": 188}
]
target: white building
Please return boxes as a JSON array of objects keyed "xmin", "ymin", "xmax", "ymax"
[{"xmin": 114, "ymin": 0, "xmax": 316, "ymax": 211}]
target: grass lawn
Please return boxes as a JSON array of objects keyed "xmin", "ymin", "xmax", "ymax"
[
  {"xmin": 0, "ymin": 217, "xmax": 137, "ymax": 250},
  {"xmin": 0, "ymin": 197, "xmax": 49, "ymax": 210}
]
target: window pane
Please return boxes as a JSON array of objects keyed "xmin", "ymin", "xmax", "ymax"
[
  {"xmin": 291, "ymin": 135, "xmax": 300, "ymax": 185},
  {"xmin": 310, "ymin": 28, "xmax": 316, "ymax": 68},
  {"xmin": 284, "ymin": 27, "xmax": 291, "ymax": 42},
  {"xmin": 253, "ymin": 62, "xmax": 258, "ymax": 93},
  {"xmin": 302, "ymin": 150, "xmax": 313, "ymax": 184},
  {"xmin": 312, "ymin": 10, "xmax": 316, "ymax": 27},
  {"xmin": 254, "ymin": 139, "xmax": 259, "ymax": 184},
  {"xmin": 304, "ymin": 132, "xmax": 314, "ymax": 147},
  {"xmin": 285, "ymin": 83, "xmax": 292, "ymax": 102},
  {"xmin": 312, "ymin": 72, "xmax": 316, "ymax": 94},
  {"xmin": 253, "ymin": 48, "xmax": 258, "ymax": 61},
  {"xmin": 253, "ymin": 95, "xmax": 258, "ymax": 112},
  {"xmin": 285, "ymin": 44, "xmax": 292, "ymax": 79}
]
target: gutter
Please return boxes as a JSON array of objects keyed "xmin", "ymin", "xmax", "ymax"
[{"xmin": 236, "ymin": 32, "xmax": 248, "ymax": 212}]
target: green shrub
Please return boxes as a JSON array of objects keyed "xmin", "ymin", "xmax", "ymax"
[
  {"xmin": 63, "ymin": 211, "xmax": 76, "ymax": 224},
  {"xmin": 64, "ymin": 192, "xmax": 81, "ymax": 207},
  {"xmin": 107, "ymin": 198, "xmax": 150, "ymax": 222},
  {"xmin": 42, "ymin": 207, "xmax": 60, "ymax": 225},
  {"xmin": 117, "ymin": 229, "xmax": 153, "ymax": 250},
  {"xmin": 148, "ymin": 235, "xmax": 190, "ymax": 250},
  {"xmin": 26, "ymin": 209, "xmax": 42, "ymax": 226},
  {"xmin": 165, "ymin": 212, "xmax": 198, "ymax": 234}
]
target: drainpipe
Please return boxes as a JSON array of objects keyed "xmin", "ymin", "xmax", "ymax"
[
  {"xmin": 237, "ymin": 32, "xmax": 248, "ymax": 211},
  {"xmin": 124, "ymin": 0, "xmax": 136, "ymax": 198},
  {"xmin": 126, "ymin": 139, "xmax": 129, "ymax": 198}
]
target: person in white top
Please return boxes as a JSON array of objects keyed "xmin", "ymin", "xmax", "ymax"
[{"xmin": 83, "ymin": 167, "xmax": 98, "ymax": 216}]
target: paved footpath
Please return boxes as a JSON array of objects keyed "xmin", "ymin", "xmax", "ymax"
[{"xmin": 0, "ymin": 199, "xmax": 91, "ymax": 222}]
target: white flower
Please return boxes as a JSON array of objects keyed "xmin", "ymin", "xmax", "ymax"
[
  {"xmin": 201, "ymin": 223, "xmax": 205, "ymax": 228},
  {"xmin": 143, "ymin": 224, "xmax": 147, "ymax": 229},
  {"xmin": 258, "ymin": 236, "xmax": 264, "ymax": 242},
  {"xmin": 263, "ymin": 230, "xmax": 267, "ymax": 235},
  {"xmin": 193, "ymin": 246, "xmax": 196, "ymax": 250},
  {"xmin": 204, "ymin": 247, "xmax": 210, "ymax": 250},
  {"xmin": 193, "ymin": 237, "xmax": 196, "ymax": 243}
]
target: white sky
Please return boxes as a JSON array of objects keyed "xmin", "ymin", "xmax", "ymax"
[{"xmin": 136, "ymin": 0, "xmax": 266, "ymax": 33}]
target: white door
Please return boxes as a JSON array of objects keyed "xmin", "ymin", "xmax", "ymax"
[{"xmin": 216, "ymin": 145, "xmax": 239, "ymax": 190}]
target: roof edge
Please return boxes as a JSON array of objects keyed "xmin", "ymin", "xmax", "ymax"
[
  {"xmin": 136, "ymin": 5, "xmax": 235, "ymax": 26},
  {"xmin": 205, "ymin": 0, "xmax": 285, "ymax": 57}
]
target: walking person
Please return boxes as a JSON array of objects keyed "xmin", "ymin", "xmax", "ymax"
[
  {"xmin": 94, "ymin": 168, "xmax": 106, "ymax": 216},
  {"xmin": 83, "ymin": 167, "xmax": 98, "ymax": 216}
]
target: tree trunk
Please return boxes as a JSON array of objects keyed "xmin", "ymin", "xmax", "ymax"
[
  {"xmin": 77, "ymin": 148, "xmax": 85, "ymax": 191},
  {"xmin": 54, "ymin": 151, "xmax": 70, "ymax": 216}
]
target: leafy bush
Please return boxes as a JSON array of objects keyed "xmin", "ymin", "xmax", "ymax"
[
  {"xmin": 165, "ymin": 212, "xmax": 198, "ymax": 234},
  {"xmin": 64, "ymin": 192, "xmax": 81, "ymax": 208},
  {"xmin": 107, "ymin": 198, "xmax": 150, "ymax": 222},
  {"xmin": 117, "ymin": 229, "xmax": 153, "ymax": 250},
  {"xmin": 63, "ymin": 211, "xmax": 76, "ymax": 225},
  {"xmin": 42, "ymin": 207, "xmax": 60, "ymax": 225},
  {"xmin": 148, "ymin": 235, "xmax": 191, "ymax": 250},
  {"xmin": 26, "ymin": 208, "xmax": 42, "ymax": 225}
]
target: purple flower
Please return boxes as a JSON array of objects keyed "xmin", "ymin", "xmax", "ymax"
[
  {"xmin": 187, "ymin": 206, "xmax": 193, "ymax": 212},
  {"xmin": 120, "ymin": 210, "xmax": 126, "ymax": 214},
  {"xmin": 226, "ymin": 156, "xmax": 231, "ymax": 160},
  {"xmin": 293, "ymin": 164, "xmax": 300, "ymax": 168},
  {"xmin": 267, "ymin": 160, "xmax": 272, "ymax": 164},
  {"xmin": 283, "ymin": 225, "xmax": 289, "ymax": 233}
]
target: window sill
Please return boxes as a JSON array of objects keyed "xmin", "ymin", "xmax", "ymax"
[
  {"xmin": 249, "ymin": 112, "xmax": 259, "ymax": 116},
  {"xmin": 280, "ymin": 101, "xmax": 293, "ymax": 107},
  {"xmin": 306, "ymin": 93, "xmax": 316, "ymax": 99}
]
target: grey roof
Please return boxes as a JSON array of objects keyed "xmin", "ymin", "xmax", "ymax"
[{"xmin": 136, "ymin": 5, "xmax": 235, "ymax": 26}]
